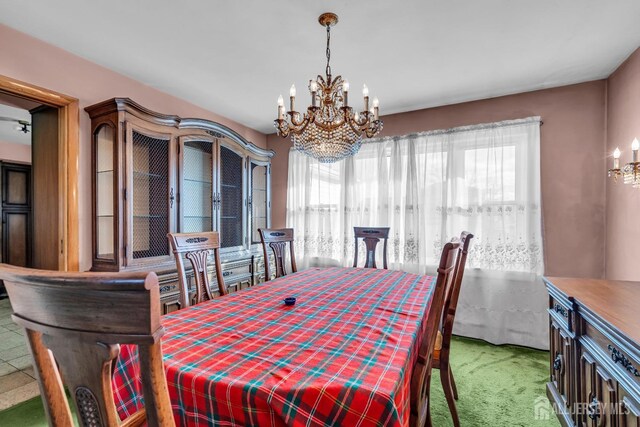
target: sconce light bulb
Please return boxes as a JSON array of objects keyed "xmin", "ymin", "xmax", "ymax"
[{"xmin": 614, "ymin": 147, "xmax": 621, "ymax": 159}]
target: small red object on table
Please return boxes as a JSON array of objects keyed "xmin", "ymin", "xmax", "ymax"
[{"xmin": 112, "ymin": 267, "xmax": 435, "ymax": 426}]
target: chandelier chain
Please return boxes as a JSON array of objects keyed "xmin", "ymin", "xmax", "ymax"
[{"xmin": 325, "ymin": 24, "xmax": 331, "ymax": 78}]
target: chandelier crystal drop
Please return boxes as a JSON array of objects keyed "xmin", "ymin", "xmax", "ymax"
[{"xmin": 274, "ymin": 13, "xmax": 383, "ymax": 163}]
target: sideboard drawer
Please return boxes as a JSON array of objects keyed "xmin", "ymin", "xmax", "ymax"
[
  {"xmin": 549, "ymin": 293, "xmax": 573, "ymax": 333},
  {"xmin": 583, "ymin": 321, "xmax": 640, "ymax": 395}
]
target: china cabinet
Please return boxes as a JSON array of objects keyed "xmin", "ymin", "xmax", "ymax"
[{"xmin": 86, "ymin": 98, "xmax": 273, "ymax": 313}]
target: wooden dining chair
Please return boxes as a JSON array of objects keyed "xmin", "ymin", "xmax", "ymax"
[
  {"xmin": 168, "ymin": 231, "xmax": 226, "ymax": 309},
  {"xmin": 353, "ymin": 227, "xmax": 390, "ymax": 269},
  {"xmin": 410, "ymin": 238, "xmax": 460, "ymax": 427},
  {"xmin": 432, "ymin": 231, "xmax": 474, "ymax": 427},
  {"xmin": 258, "ymin": 228, "xmax": 297, "ymax": 281},
  {"xmin": 0, "ymin": 264, "xmax": 175, "ymax": 427}
]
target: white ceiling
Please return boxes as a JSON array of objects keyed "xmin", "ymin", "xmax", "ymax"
[
  {"xmin": 0, "ymin": 104, "xmax": 30, "ymax": 146},
  {"xmin": 1, "ymin": 0, "xmax": 639, "ymax": 134}
]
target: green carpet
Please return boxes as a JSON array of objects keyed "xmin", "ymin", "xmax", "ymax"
[
  {"xmin": 0, "ymin": 336, "xmax": 559, "ymax": 426},
  {"xmin": 430, "ymin": 337, "xmax": 560, "ymax": 427}
]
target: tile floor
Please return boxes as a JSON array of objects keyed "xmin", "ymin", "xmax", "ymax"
[{"xmin": 0, "ymin": 298, "xmax": 39, "ymax": 410}]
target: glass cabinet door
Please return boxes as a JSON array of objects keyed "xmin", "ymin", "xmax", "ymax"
[
  {"xmin": 94, "ymin": 124, "xmax": 116, "ymax": 261},
  {"xmin": 249, "ymin": 160, "xmax": 269, "ymax": 244},
  {"xmin": 180, "ymin": 139, "xmax": 214, "ymax": 232},
  {"xmin": 129, "ymin": 127, "xmax": 172, "ymax": 261},
  {"xmin": 218, "ymin": 144, "xmax": 245, "ymax": 249}
]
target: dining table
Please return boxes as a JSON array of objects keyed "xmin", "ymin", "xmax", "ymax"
[{"xmin": 112, "ymin": 266, "xmax": 435, "ymax": 427}]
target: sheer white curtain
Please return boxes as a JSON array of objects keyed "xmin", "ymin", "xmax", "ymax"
[{"xmin": 286, "ymin": 117, "xmax": 547, "ymax": 349}]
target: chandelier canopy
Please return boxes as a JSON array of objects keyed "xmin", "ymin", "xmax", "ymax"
[{"xmin": 274, "ymin": 13, "xmax": 383, "ymax": 163}]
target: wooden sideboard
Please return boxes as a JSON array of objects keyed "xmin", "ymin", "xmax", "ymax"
[{"xmin": 544, "ymin": 277, "xmax": 640, "ymax": 426}]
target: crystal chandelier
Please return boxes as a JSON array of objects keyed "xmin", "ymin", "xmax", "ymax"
[
  {"xmin": 274, "ymin": 13, "xmax": 383, "ymax": 163},
  {"xmin": 608, "ymin": 138, "xmax": 640, "ymax": 187}
]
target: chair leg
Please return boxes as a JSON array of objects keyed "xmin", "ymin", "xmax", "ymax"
[
  {"xmin": 425, "ymin": 372, "xmax": 433, "ymax": 427},
  {"xmin": 449, "ymin": 365, "xmax": 459, "ymax": 400},
  {"xmin": 440, "ymin": 363, "xmax": 460, "ymax": 427}
]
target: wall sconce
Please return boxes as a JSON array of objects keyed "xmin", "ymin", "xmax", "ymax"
[{"xmin": 609, "ymin": 138, "xmax": 640, "ymax": 187}]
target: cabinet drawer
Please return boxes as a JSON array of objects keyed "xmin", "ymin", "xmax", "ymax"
[
  {"xmin": 221, "ymin": 259, "xmax": 251, "ymax": 281},
  {"xmin": 583, "ymin": 321, "xmax": 640, "ymax": 398},
  {"xmin": 549, "ymin": 293, "xmax": 573, "ymax": 333}
]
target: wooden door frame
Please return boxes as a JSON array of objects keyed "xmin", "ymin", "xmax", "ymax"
[{"xmin": 0, "ymin": 74, "xmax": 79, "ymax": 271}]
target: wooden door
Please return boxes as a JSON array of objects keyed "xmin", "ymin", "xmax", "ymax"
[
  {"xmin": 30, "ymin": 105, "xmax": 62, "ymax": 270},
  {"xmin": 178, "ymin": 136, "xmax": 215, "ymax": 233},
  {"xmin": 217, "ymin": 142, "xmax": 246, "ymax": 251},
  {"xmin": 619, "ymin": 388, "xmax": 640, "ymax": 427},
  {"xmin": 1, "ymin": 162, "xmax": 32, "ymax": 268},
  {"xmin": 125, "ymin": 121, "xmax": 176, "ymax": 267},
  {"xmin": 248, "ymin": 159, "xmax": 270, "ymax": 245},
  {"xmin": 550, "ymin": 321, "xmax": 573, "ymax": 410},
  {"xmin": 581, "ymin": 350, "xmax": 618, "ymax": 427}
]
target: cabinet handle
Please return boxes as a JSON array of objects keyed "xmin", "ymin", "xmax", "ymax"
[
  {"xmin": 223, "ymin": 271, "xmax": 232, "ymax": 277},
  {"xmin": 553, "ymin": 353, "xmax": 563, "ymax": 372},
  {"xmin": 554, "ymin": 304, "xmax": 568, "ymax": 318},
  {"xmin": 169, "ymin": 188, "xmax": 175, "ymax": 208},
  {"xmin": 607, "ymin": 345, "xmax": 640, "ymax": 377},
  {"xmin": 587, "ymin": 397, "xmax": 600, "ymax": 421}
]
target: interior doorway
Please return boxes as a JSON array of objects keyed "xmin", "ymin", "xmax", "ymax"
[
  {"xmin": 0, "ymin": 74, "xmax": 79, "ymax": 273},
  {"xmin": 0, "ymin": 95, "xmax": 38, "ymax": 298},
  {"xmin": 0, "ymin": 76, "xmax": 79, "ymax": 409}
]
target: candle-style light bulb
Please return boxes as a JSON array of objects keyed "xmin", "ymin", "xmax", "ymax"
[
  {"xmin": 309, "ymin": 80, "xmax": 318, "ymax": 107},
  {"xmin": 633, "ymin": 138, "xmax": 639, "ymax": 163},
  {"xmin": 363, "ymin": 84, "xmax": 369, "ymax": 111},
  {"xmin": 277, "ymin": 95, "xmax": 284, "ymax": 120},
  {"xmin": 342, "ymin": 81, "xmax": 350, "ymax": 107},
  {"xmin": 289, "ymin": 84, "xmax": 296, "ymax": 112},
  {"xmin": 372, "ymin": 97, "xmax": 379, "ymax": 120},
  {"xmin": 354, "ymin": 111, "xmax": 360, "ymax": 122},
  {"xmin": 613, "ymin": 147, "xmax": 621, "ymax": 169}
]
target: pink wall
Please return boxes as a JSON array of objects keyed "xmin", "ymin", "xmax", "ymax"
[
  {"xmin": 605, "ymin": 48, "xmax": 640, "ymax": 280},
  {"xmin": 0, "ymin": 141, "xmax": 31, "ymax": 164},
  {"xmin": 268, "ymin": 81, "xmax": 608, "ymax": 278},
  {"xmin": 0, "ymin": 24, "xmax": 266, "ymax": 271}
]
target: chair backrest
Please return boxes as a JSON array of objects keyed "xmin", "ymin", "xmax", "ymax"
[
  {"xmin": 353, "ymin": 227, "xmax": 390, "ymax": 269},
  {"xmin": 410, "ymin": 239, "xmax": 460, "ymax": 427},
  {"xmin": 168, "ymin": 231, "xmax": 226, "ymax": 308},
  {"xmin": 0, "ymin": 264, "xmax": 175, "ymax": 427},
  {"xmin": 258, "ymin": 228, "xmax": 297, "ymax": 281},
  {"xmin": 442, "ymin": 231, "xmax": 474, "ymax": 333}
]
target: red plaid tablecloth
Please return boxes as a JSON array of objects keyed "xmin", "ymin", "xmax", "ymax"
[{"xmin": 112, "ymin": 267, "xmax": 435, "ymax": 426}]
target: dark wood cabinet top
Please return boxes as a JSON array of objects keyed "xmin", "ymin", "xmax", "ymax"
[{"xmin": 544, "ymin": 276, "xmax": 640, "ymax": 345}]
